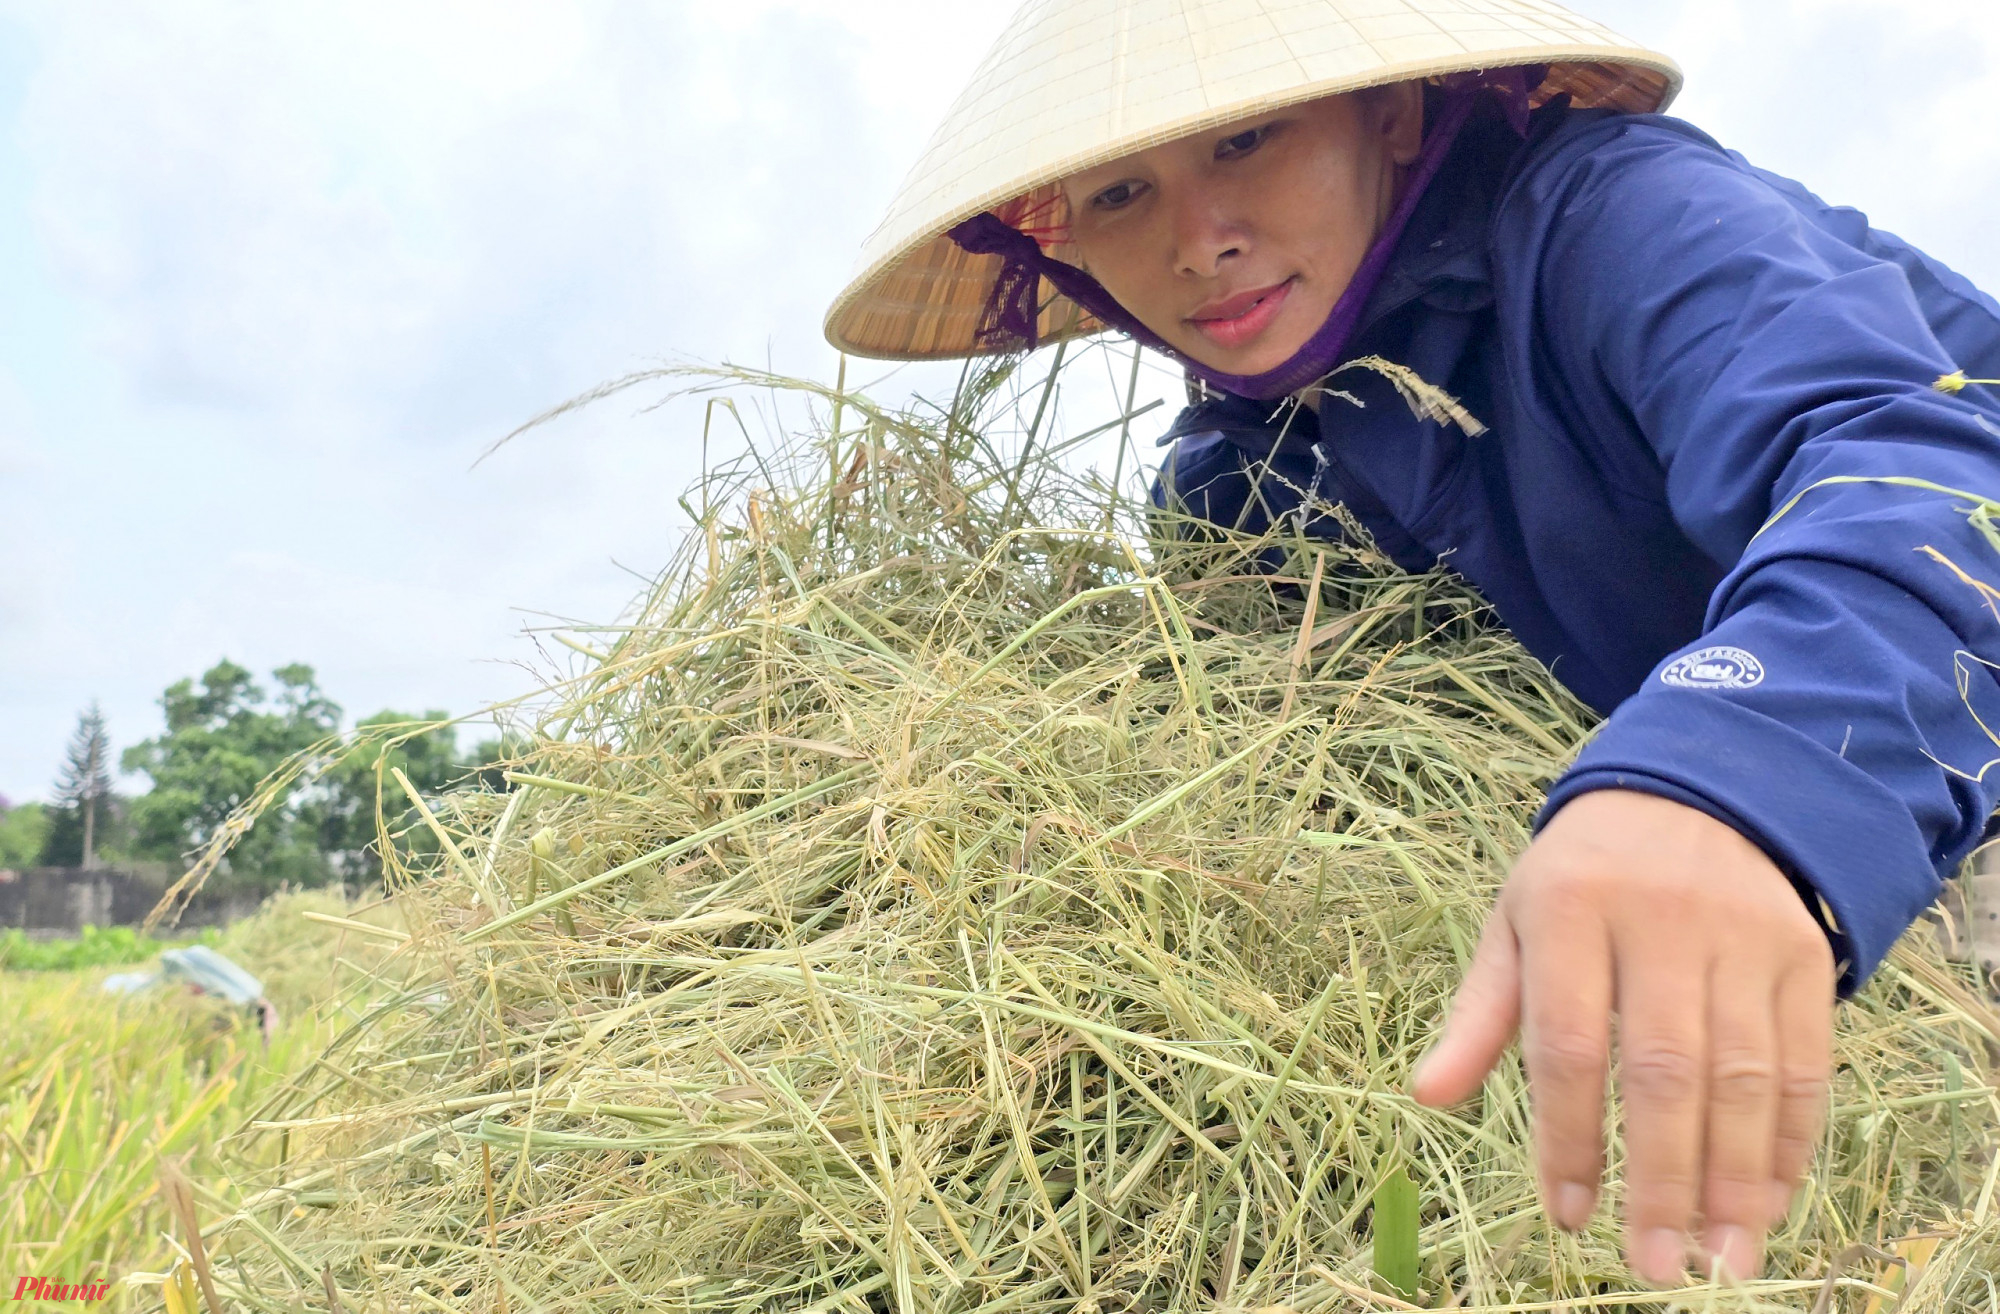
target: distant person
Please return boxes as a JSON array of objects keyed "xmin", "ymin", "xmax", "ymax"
[
  {"xmin": 826, "ymin": 0, "xmax": 2000, "ymax": 1286},
  {"xmin": 104, "ymin": 944, "xmax": 279, "ymax": 1043}
]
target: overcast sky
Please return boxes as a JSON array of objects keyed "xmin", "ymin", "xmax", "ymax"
[{"xmin": 3, "ymin": 0, "xmax": 1999, "ymax": 804}]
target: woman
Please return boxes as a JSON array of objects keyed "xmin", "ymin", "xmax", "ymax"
[{"xmin": 825, "ymin": 0, "xmax": 2000, "ymax": 1286}]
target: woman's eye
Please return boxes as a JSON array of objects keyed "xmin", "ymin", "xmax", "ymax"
[
  {"xmin": 1091, "ymin": 181, "xmax": 1146, "ymax": 211},
  {"xmin": 1216, "ymin": 126, "xmax": 1269, "ymax": 160}
]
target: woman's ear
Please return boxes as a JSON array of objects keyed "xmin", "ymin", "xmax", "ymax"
[{"xmin": 1373, "ymin": 80, "xmax": 1426, "ymax": 168}]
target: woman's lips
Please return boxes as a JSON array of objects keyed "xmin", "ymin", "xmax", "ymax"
[{"xmin": 1185, "ymin": 278, "xmax": 1296, "ymax": 352}]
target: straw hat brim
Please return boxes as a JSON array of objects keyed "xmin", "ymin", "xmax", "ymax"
[{"xmin": 827, "ymin": 3, "xmax": 1680, "ymax": 363}]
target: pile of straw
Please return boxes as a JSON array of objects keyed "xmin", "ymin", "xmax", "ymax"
[{"xmin": 213, "ymin": 358, "xmax": 2000, "ymax": 1312}]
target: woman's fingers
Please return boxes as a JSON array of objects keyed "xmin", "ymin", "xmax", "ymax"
[
  {"xmin": 1769, "ymin": 955, "xmax": 1835, "ymax": 1221},
  {"xmin": 1615, "ymin": 940, "xmax": 1708, "ymax": 1287},
  {"xmin": 1466, "ymin": 791, "xmax": 1841, "ymax": 1290},
  {"xmin": 1518, "ymin": 896, "xmax": 1612, "ymax": 1232},
  {"xmin": 1412, "ymin": 908, "xmax": 1523, "ymax": 1109},
  {"xmin": 1698, "ymin": 959, "xmax": 1782, "ymax": 1280}
]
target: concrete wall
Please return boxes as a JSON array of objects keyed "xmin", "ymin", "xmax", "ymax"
[{"xmin": 0, "ymin": 867, "xmax": 264, "ymax": 931}]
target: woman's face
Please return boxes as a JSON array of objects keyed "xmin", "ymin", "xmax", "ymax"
[{"xmin": 1060, "ymin": 84, "xmax": 1424, "ymax": 376}]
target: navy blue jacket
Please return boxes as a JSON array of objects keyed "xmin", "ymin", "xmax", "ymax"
[{"xmin": 1155, "ymin": 101, "xmax": 2000, "ymax": 992}]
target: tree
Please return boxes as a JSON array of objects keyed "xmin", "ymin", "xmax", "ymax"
[
  {"xmin": 118, "ymin": 659, "xmax": 515, "ymax": 893},
  {"xmin": 49, "ymin": 703, "xmax": 115, "ymax": 869},
  {"xmin": 0, "ymin": 800, "xmax": 49, "ymax": 870},
  {"xmin": 122, "ymin": 661, "xmax": 344, "ymax": 891},
  {"xmin": 466, "ymin": 732, "xmax": 529, "ymax": 795},
  {"xmin": 307, "ymin": 712, "xmax": 465, "ymax": 880}
]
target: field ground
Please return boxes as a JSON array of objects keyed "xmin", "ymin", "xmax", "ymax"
[{"xmin": 0, "ymin": 890, "xmax": 405, "ymax": 1309}]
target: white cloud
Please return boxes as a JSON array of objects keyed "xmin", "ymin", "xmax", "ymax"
[
  {"xmin": 2, "ymin": 0, "xmax": 1998, "ymax": 801},
  {"xmin": 13, "ymin": 2, "xmax": 911, "ymax": 428},
  {"xmin": 0, "ymin": 0, "xmax": 1019, "ymax": 801},
  {"xmin": 1590, "ymin": 0, "xmax": 2000, "ymax": 287}
]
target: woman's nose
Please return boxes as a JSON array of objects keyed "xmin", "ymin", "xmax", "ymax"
[{"xmin": 1171, "ymin": 197, "xmax": 1247, "ymax": 278}]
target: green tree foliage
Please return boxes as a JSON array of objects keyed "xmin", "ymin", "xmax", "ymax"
[
  {"xmin": 37, "ymin": 797, "xmax": 129, "ymax": 869},
  {"xmin": 465, "ymin": 732, "xmax": 529, "ymax": 795},
  {"xmin": 310, "ymin": 712, "xmax": 465, "ymax": 880},
  {"xmin": 0, "ymin": 924, "xmax": 216, "ymax": 970},
  {"xmin": 0, "ymin": 801, "xmax": 49, "ymax": 870},
  {"xmin": 45, "ymin": 702, "xmax": 118, "ymax": 868},
  {"xmin": 117, "ymin": 658, "xmax": 511, "ymax": 892},
  {"xmin": 121, "ymin": 661, "xmax": 344, "ymax": 891}
]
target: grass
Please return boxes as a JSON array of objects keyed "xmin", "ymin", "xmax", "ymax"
[
  {"xmin": 0, "ymin": 924, "xmax": 220, "ymax": 973},
  {"xmin": 0, "ymin": 890, "xmax": 406, "ymax": 1308},
  {"xmin": 169, "ymin": 351, "xmax": 2000, "ymax": 1312}
]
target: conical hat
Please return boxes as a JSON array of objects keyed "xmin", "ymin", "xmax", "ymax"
[{"xmin": 826, "ymin": 0, "xmax": 1679, "ymax": 361}]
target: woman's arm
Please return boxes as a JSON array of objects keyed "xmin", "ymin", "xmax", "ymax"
[
  {"xmin": 1524, "ymin": 117, "xmax": 2000, "ymax": 990},
  {"xmin": 1419, "ymin": 116, "xmax": 2000, "ymax": 1284}
]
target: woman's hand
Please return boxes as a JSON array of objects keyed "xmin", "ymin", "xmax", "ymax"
[{"xmin": 1412, "ymin": 789, "xmax": 1837, "ymax": 1285}]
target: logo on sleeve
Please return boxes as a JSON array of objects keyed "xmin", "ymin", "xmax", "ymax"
[{"xmin": 1661, "ymin": 646, "xmax": 1766, "ymax": 691}]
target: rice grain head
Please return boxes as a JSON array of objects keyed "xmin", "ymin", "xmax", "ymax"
[{"xmin": 201, "ymin": 351, "xmax": 2000, "ymax": 1313}]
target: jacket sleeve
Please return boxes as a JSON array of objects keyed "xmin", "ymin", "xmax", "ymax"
[{"xmin": 1516, "ymin": 120, "xmax": 2000, "ymax": 993}]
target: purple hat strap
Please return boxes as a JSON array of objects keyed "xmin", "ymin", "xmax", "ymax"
[{"xmin": 947, "ymin": 67, "xmax": 1543, "ymax": 402}]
